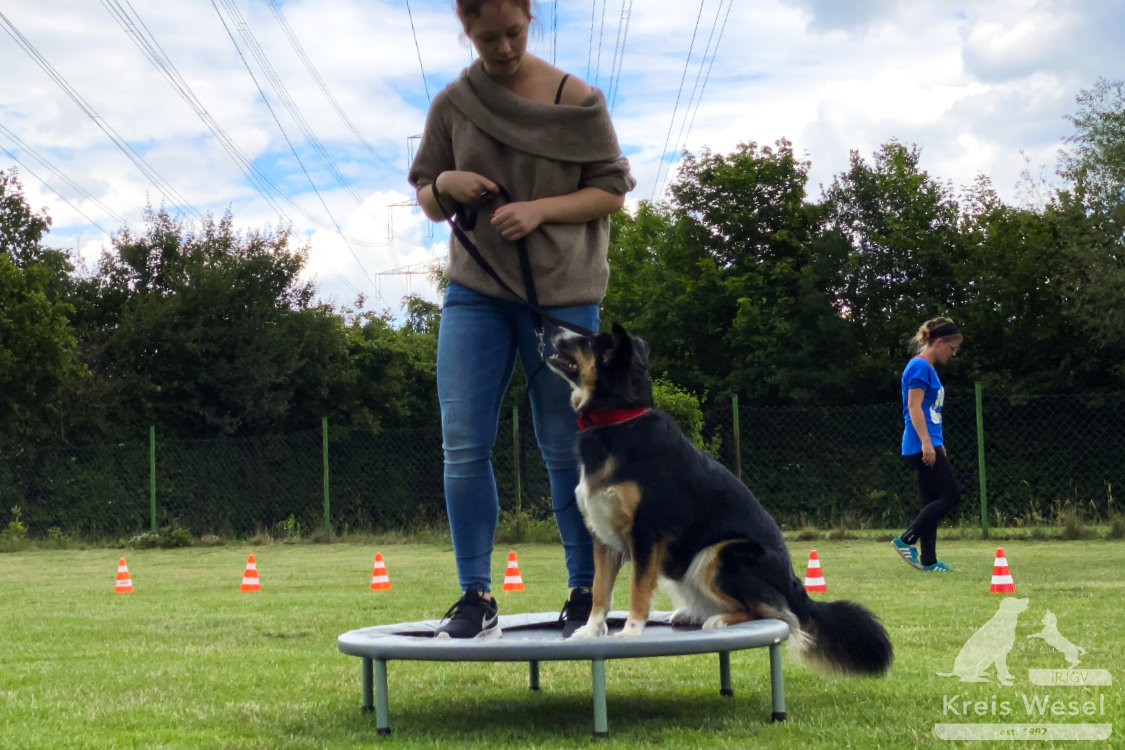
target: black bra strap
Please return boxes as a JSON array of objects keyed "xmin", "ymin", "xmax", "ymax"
[{"xmin": 554, "ymin": 74, "xmax": 571, "ymax": 105}]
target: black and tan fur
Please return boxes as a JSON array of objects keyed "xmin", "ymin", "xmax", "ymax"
[{"xmin": 547, "ymin": 323, "xmax": 892, "ymax": 675}]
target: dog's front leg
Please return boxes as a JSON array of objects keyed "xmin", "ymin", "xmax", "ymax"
[
  {"xmin": 619, "ymin": 539, "xmax": 667, "ymax": 637},
  {"xmin": 569, "ymin": 539, "xmax": 622, "ymax": 639}
]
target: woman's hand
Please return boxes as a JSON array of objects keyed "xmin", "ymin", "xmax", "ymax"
[
  {"xmin": 435, "ymin": 171, "xmax": 499, "ymax": 205},
  {"xmin": 490, "ymin": 201, "xmax": 544, "ymax": 240},
  {"xmin": 921, "ymin": 443, "xmax": 936, "ymax": 467}
]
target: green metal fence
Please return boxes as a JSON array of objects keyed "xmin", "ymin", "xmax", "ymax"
[{"xmin": 2, "ymin": 389, "xmax": 1122, "ymax": 538}]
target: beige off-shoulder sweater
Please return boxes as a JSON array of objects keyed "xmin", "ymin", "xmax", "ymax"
[{"xmin": 408, "ymin": 60, "xmax": 635, "ymax": 307}]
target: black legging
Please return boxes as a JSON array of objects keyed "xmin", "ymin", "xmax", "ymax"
[{"xmin": 901, "ymin": 448, "xmax": 962, "ymax": 566}]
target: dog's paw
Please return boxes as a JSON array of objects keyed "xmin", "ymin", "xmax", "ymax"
[
  {"xmin": 702, "ymin": 615, "xmax": 730, "ymax": 630},
  {"xmin": 669, "ymin": 608, "xmax": 698, "ymax": 626},
  {"xmin": 615, "ymin": 618, "xmax": 646, "ymax": 637},
  {"xmin": 568, "ymin": 621, "xmax": 608, "ymax": 639}
]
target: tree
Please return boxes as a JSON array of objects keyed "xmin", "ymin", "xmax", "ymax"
[
  {"xmin": 0, "ymin": 169, "xmax": 80, "ymax": 447},
  {"xmin": 604, "ymin": 141, "xmax": 854, "ymax": 404},
  {"xmin": 1053, "ymin": 79, "xmax": 1125, "ymax": 378},
  {"xmin": 69, "ymin": 207, "xmax": 337, "ymax": 438},
  {"xmin": 1060, "ymin": 78, "xmax": 1125, "ymax": 212},
  {"xmin": 820, "ymin": 142, "xmax": 965, "ymax": 400},
  {"xmin": 954, "ymin": 178, "xmax": 1091, "ymax": 393}
]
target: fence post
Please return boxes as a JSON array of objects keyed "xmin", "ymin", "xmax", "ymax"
[
  {"xmin": 149, "ymin": 425, "xmax": 157, "ymax": 533},
  {"xmin": 974, "ymin": 382, "xmax": 989, "ymax": 537},
  {"xmin": 512, "ymin": 405, "xmax": 521, "ymax": 513},
  {"xmin": 732, "ymin": 394, "xmax": 742, "ymax": 480},
  {"xmin": 322, "ymin": 417, "xmax": 331, "ymax": 534}
]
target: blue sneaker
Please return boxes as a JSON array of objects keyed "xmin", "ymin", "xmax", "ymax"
[
  {"xmin": 922, "ymin": 561, "xmax": 953, "ymax": 572},
  {"xmin": 891, "ymin": 537, "xmax": 923, "ymax": 570}
]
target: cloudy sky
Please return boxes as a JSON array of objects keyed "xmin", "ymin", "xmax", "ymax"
[{"xmin": 2, "ymin": 0, "xmax": 1122, "ymax": 314}]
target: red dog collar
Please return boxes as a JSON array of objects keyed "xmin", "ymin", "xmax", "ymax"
[{"xmin": 577, "ymin": 407, "xmax": 650, "ymax": 430}]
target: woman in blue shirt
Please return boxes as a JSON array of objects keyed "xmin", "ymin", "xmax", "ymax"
[{"xmin": 892, "ymin": 317, "xmax": 963, "ymax": 572}]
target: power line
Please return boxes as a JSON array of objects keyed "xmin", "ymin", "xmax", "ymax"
[
  {"xmin": 586, "ymin": 0, "xmax": 597, "ymax": 81},
  {"xmin": 649, "ymin": 0, "xmax": 707, "ymax": 203},
  {"xmin": 216, "ymin": 0, "xmax": 368, "ymax": 209},
  {"xmin": 552, "ymin": 0, "xmax": 558, "ymax": 65},
  {"xmin": 664, "ymin": 0, "xmax": 729, "ymax": 195},
  {"xmin": 678, "ymin": 0, "xmax": 734, "ymax": 166},
  {"xmin": 0, "ymin": 9, "xmax": 201, "ymax": 222},
  {"xmin": 405, "ymin": 0, "xmax": 431, "ymax": 104},
  {"xmin": 0, "ymin": 121, "xmax": 131, "ymax": 233},
  {"xmin": 101, "ymin": 0, "xmax": 395, "ymax": 253},
  {"xmin": 263, "ymin": 0, "xmax": 404, "ymax": 175},
  {"xmin": 593, "ymin": 0, "xmax": 608, "ymax": 87},
  {"xmin": 210, "ymin": 0, "xmax": 382, "ymax": 296},
  {"xmin": 606, "ymin": 0, "xmax": 633, "ymax": 113},
  {"xmin": 98, "ymin": 1, "xmax": 307, "ymax": 227},
  {"xmin": 0, "ymin": 149, "xmax": 120, "ymax": 237}
]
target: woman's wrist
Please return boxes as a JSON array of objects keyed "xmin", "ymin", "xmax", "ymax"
[{"xmin": 431, "ymin": 172, "xmax": 454, "ymax": 217}]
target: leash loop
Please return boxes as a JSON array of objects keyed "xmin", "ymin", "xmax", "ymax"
[{"xmin": 430, "ymin": 176, "xmax": 596, "ymax": 341}]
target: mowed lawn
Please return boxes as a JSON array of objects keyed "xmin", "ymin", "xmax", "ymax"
[{"xmin": 1, "ymin": 539, "xmax": 1121, "ymax": 749}]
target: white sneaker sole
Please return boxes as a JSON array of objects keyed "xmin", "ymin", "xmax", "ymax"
[{"xmin": 891, "ymin": 540, "xmax": 923, "ymax": 570}]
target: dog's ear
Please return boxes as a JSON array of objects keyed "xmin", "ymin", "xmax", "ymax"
[
  {"xmin": 595, "ymin": 331, "xmax": 618, "ymax": 365},
  {"xmin": 609, "ymin": 323, "xmax": 649, "ymax": 368},
  {"xmin": 631, "ymin": 336, "xmax": 650, "ymax": 369},
  {"xmin": 605, "ymin": 323, "xmax": 634, "ymax": 365}
]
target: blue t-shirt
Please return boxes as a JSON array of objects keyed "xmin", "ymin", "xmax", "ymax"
[{"xmin": 901, "ymin": 356, "xmax": 945, "ymax": 455}]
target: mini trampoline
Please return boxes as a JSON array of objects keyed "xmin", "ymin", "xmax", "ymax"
[{"xmin": 337, "ymin": 610, "xmax": 790, "ymax": 738}]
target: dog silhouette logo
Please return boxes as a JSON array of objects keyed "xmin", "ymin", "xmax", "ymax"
[
  {"xmin": 938, "ymin": 597, "xmax": 1029, "ymax": 686},
  {"xmin": 1027, "ymin": 610, "xmax": 1087, "ymax": 668}
]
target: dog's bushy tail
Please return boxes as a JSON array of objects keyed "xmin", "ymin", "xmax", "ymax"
[{"xmin": 795, "ymin": 598, "xmax": 893, "ymax": 676}]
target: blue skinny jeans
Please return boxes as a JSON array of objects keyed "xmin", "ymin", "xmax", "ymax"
[{"xmin": 437, "ymin": 281, "xmax": 596, "ymax": 593}]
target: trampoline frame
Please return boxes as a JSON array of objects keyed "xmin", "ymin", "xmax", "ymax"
[{"xmin": 337, "ymin": 611, "xmax": 790, "ymax": 738}]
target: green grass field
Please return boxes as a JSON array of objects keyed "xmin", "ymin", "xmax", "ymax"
[{"xmin": 1, "ymin": 539, "xmax": 1120, "ymax": 749}]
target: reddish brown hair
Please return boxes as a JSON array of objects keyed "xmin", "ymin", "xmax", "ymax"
[{"xmin": 456, "ymin": 0, "xmax": 533, "ymax": 28}]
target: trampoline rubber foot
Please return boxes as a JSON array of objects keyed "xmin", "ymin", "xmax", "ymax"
[
  {"xmin": 377, "ymin": 728, "xmax": 392, "ymax": 736},
  {"xmin": 593, "ymin": 731, "xmax": 610, "ymax": 739},
  {"xmin": 771, "ymin": 711, "xmax": 787, "ymax": 723},
  {"xmin": 720, "ymin": 688, "xmax": 734, "ymax": 698}
]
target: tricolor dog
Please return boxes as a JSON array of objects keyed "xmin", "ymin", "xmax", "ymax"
[{"xmin": 547, "ymin": 323, "xmax": 892, "ymax": 675}]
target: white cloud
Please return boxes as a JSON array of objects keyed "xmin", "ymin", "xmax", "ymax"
[{"xmin": 2, "ymin": 0, "xmax": 1123, "ymax": 310}]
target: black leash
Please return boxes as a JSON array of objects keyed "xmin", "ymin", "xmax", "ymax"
[
  {"xmin": 430, "ymin": 179, "xmax": 597, "ymax": 350},
  {"xmin": 431, "ymin": 178, "xmax": 592, "ymax": 518}
]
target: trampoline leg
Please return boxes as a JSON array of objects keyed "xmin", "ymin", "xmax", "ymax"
[
  {"xmin": 361, "ymin": 657, "xmax": 374, "ymax": 712},
  {"xmin": 719, "ymin": 651, "xmax": 733, "ymax": 697},
  {"xmin": 591, "ymin": 659, "xmax": 609, "ymax": 739},
  {"xmin": 375, "ymin": 659, "xmax": 391, "ymax": 736},
  {"xmin": 768, "ymin": 642, "xmax": 787, "ymax": 722},
  {"xmin": 529, "ymin": 660, "xmax": 540, "ymax": 691}
]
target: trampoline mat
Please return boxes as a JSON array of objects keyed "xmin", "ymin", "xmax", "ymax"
[{"xmin": 338, "ymin": 611, "xmax": 789, "ymax": 662}]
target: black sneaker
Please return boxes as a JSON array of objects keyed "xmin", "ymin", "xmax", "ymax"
[
  {"xmin": 559, "ymin": 587, "xmax": 592, "ymax": 638},
  {"xmin": 434, "ymin": 589, "xmax": 501, "ymax": 639}
]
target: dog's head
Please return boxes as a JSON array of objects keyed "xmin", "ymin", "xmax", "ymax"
[{"xmin": 546, "ymin": 322, "xmax": 653, "ymax": 414}]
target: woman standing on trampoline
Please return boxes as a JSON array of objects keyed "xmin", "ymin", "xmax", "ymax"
[
  {"xmin": 409, "ymin": 0, "xmax": 635, "ymax": 638},
  {"xmin": 892, "ymin": 317, "xmax": 963, "ymax": 572}
]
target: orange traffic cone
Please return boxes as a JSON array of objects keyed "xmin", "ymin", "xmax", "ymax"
[
  {"xmin": 989, "ymin": 547, "xmax": 1015, "ymax": 594},
  {"xmin": 114, "ymin": 557, "xmax": 134, "ymax": 594},
  {"xmin": 370, "ymin": 553, "xmax": 391, "ymax": 591},
  {"xmin": 240, "ymin": 554, "xmax": 261, "ymax": 592},
  {"xmin": 803, "ymin": 549, "xmax": 827, "ymax": 593},
  {"xmin": 502, "ymin": 550, "xmax": 524, "ymax": 592}
]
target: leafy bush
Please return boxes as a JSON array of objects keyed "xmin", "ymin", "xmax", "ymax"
[
  {"xmin": 651, "ymin": 378, "xmax": 720, "ymax": 456},
  {"xmin": 7, "ymin": 506, "xmax": 27, "ymax": 540}
]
